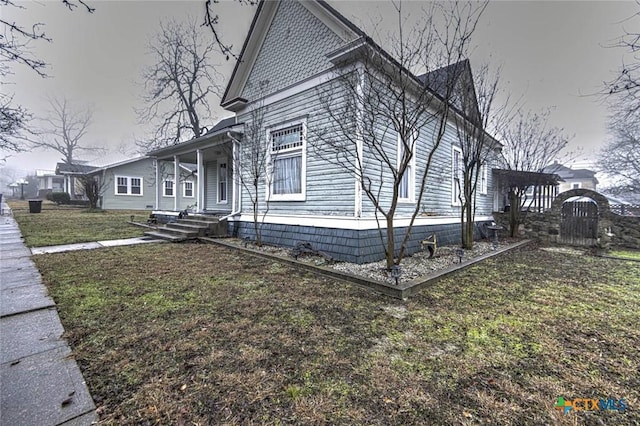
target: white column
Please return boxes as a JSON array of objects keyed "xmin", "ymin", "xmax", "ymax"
[
  {"xmin": 174, "ymin": 155, "xmax": 180, "ymax": 211},
  {"xmin": 197, "ymin": 149, "xmax": 205, "ymax": 213},
  {"xmin": 232, "ymin": 140, "xmax": 238, "ymax": 213},
  {"xmin": 354, "ymin": 64, "xmax": 364, "ymax": 218},
  {"xmin": 155, "ymin": 160, "xmax": 161, "ymax": 209}
]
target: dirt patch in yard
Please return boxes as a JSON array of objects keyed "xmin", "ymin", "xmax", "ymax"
[{"xmin": 33, "ymin": 242, "xmax": 640, "ymax": 425}]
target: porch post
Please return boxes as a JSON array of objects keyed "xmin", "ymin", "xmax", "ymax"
[
  {"xmin": 174, "ymin": 155, "xmax": 181, "ymax": 211},
  {"xmin": 232, "ymin": 140, "xmax": 238, "ymax": 212},
  {"xmin": 155, "ymin": 160, "xmax": 161, "ymax": 209},
  {"xmin": 197, "ymin": 149, "xmax": 205, "ymax": 213}
]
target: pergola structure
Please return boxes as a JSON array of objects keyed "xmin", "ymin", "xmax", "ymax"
[{"xmin": 492, "ymin": 169, "xmax": 563, "ymax": 213}]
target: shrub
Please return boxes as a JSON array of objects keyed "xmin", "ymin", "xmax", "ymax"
[{"xmin": 50, "ymin": 192, "xmax": 71, "ymax": 205}]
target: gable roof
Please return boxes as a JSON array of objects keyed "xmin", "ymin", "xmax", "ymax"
[
  {"xmin": 222, "ymin": 0, "xmax": 486, "ymax": 134},
  {"xmin": 543, "ymin": 163, "xmax": 598, "ymax": 182},
  {"xmin": 221, "ymin": 0, "xmax": 362, "ymax": 110},
  {"xmin": 55, "ymin": 162, "xmax": 98, "ymax": 175}
]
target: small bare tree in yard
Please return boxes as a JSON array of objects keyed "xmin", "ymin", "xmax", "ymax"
[
  {"xmin": 498, "ymin": 108, "xmax": 572, "ymax": 237},
  {"xmin": 228, "ymin": 84, "xmax": 271, "ymax": 246},
  {"xmin": 314, "ymin": 1, "xmax": 487, "ymax": 269},
  {"xmin": 76, "ymin": 173, "xmax": 106, "ymax": 209},
  {"xmin": 452, "ymin": 63, "xmax": 507, "ymax": 249},
  {"xmin": 138, "ymin": 18, "xmax": 223, "ymax": 150}
]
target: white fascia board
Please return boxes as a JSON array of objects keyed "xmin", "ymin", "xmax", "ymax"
[{"xmin": 231, "ymin": 213, "xmax": 494, "ymax": 230}]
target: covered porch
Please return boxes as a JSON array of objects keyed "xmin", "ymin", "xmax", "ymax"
[{"xmin": 147, "ymin": 118, "xmax": 242, "ymax": 215}]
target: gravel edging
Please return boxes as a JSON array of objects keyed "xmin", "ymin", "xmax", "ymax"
[{"xmin": 200, "ymin": 237, "xmax": 532, "ymax": 299}]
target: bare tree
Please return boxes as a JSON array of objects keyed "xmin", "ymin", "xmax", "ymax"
[
  {"xmin": 313, "ymin": 1, "xmax": 487, "ymax": 269},
  {"xmin": 76, "ymin": 173, "xmax": 106, "ymax": 209},
  {"xmin": 0, "ymin": 93, "xmax": 30, "ymax": 156},
  {"xmin": 497, "ymin": 108, "xmax": 572, "ymax": 236},
  {"xmin": 598, "ymin": 119, "xmax": 640, "ymax": 200},
  {"xmin": 138, "ymin": 18, "xmax": 223, "ymax": 149},
  {"xmin": 605, "ymin": 2, "xmax": 640, "ymax": 120},
  {"xmin": 452, "ymin": 63, "xmax": 506, "ymax": 249},
  {"xmin": 203, "ymin": 0, "xmax": 257, "ymax": 60},
  {"xmin": 0, "ymin": 0, "xmax": 94, "ymax": 155},
  {"xmin": 228, "ymin": 83, "xmax": 272, "ymax": 246},
  {"xmin": 31, "ymin": 97, "xmax": 98, "ymax": 165}
]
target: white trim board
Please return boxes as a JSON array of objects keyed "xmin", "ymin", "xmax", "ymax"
[{"xmin": 230, "ymin": 213, "xmax": 494, "ymax": 231}]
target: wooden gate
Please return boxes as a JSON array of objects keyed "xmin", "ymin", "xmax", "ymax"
[{"xmin": 560, "ymin": 201, "xmax": 598, "ymax": 246}]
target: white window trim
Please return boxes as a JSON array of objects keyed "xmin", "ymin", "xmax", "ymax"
[
  {"xmin": 266, "ymin": 118, "xmax": 307, "ymax": 202},
  {"xmin": 479, "ymin": 163, "xmax": 488, "ymax": 195},
  {"xmin": 183, "ymin": 180, "xmax": 194, "ymax": 198},
  {"xmin": 163, "ymin": 178, "xmax": 175, "ymax": 197},
  {"xmin": 217, "ymin": 160, "xmax": 228, "ymax": 204},
  {"xmin": 114, "ymin": 175, "xmax": 144, "ymax": 196},
  {"xmin": 397, "ymin": 130, "xmax": 417, "ymax": 203},
  {"xmin": 451, "ymin": 146, "xmax": 462, "ymax": 206},
  {"xmin": 572, "ymin": 182, "xmax": 582, "ymax": 189}
]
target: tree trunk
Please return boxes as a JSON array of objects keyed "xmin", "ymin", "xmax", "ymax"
[
  {"xmin": 508, "ymin": 191, "xmax": 521, "ymax": 238},
  {"xmin": 385, "ymin": 215, "xmax": 395, "ymax": 270}
]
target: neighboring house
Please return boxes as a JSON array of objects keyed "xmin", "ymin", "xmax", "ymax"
[
  {"xmin": 54, "ymin": 162, "xmax": 98, "ymax": 199},
  {"xmin": 544, "ymin": 162, "xmax": 598, "ymax": 192},
  {"xmin": 34, "ymin": 169, "xmax": 65, "ymax": 198},
  {"xmin": 148, "ymin": 0, "xmax": 499, "ymax": 263},
  {"xmin": 87, "ymin": 156, "xmax": 198, "ymax": 211}
]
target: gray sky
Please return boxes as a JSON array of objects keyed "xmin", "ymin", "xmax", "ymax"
[{"xmin": 2, "ymin": 0, "xmax": 637, "ymax": 178}]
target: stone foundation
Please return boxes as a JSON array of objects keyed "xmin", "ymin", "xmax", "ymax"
[{"xmin": 228, "ymin": 219, "xmax": 494, "ymax": 264}]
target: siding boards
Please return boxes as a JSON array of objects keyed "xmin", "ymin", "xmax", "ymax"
[{"xmin": 238, "ymin": 80, "xmax": 356, "ymax": 217}]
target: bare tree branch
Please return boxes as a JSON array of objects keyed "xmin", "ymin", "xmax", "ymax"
[
  {"xmin": 138, "ymin": 17, "xmax": 224, "ymax": 150},
  {"xmin": 31, "ymin": 96, "xmax": 101, "ymax": 164}
]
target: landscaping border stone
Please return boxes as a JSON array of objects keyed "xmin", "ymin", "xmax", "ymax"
[{"xmin": 200, "ymin": 237, "xmax": 532, "ymax": 299}]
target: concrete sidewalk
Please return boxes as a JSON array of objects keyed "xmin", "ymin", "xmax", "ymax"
[
  {"xmin": 31, "ymin": 235, "xmax": 163, "ymax": 255},
  {"xmin": 0, "ymin": 203, "xmax": 97, "ymax": 426}
]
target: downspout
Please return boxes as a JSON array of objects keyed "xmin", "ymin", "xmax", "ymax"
[{"xmin": 219, "ymin": 131, "xmax": 242, "ymax": 221}]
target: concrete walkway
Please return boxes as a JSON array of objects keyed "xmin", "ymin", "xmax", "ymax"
[{"xmin": 0, "ymin": 202, "xmax": 97, "ymax": 425}]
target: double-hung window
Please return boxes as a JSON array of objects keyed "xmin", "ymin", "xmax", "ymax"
[
  {"xmin": 479, "ymin": 163, "xmax": 488, "ymax": 195},
  {"xmin": 397, "ymin": 130, "xmax": 417, "ymax": 202},
  {"xmin": 183, "ymin": 181, "xmax": 194, "ymax": 198},
  {"xmin": 115, "ymin": 176, "xmax": 143, "ymax": 196},
  {"xmin": 163, "ymin": 179, "xmax": 174, "ymax": 197},
  {"xmin": 218, "ymin": 162, "xmax": 227, "ymax": 203},
  {"xmin": 269, "ymin": 121, "xmax": 306, "ymax": 201},
  {"xmin": 452, "ymin": 146, "xmax": 462, "ymax": 206}
]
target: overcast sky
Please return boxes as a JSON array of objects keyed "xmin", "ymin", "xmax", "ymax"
[{"xmin": 2, "ymin": 0, "xmax": 637, "ymax": 178}]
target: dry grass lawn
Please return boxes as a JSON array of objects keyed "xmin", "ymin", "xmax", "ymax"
[
  {"xmin": 33, "ymin": 242, "xmax": 639, "ymax": 425},
  {"xmin": 9, "ymin": 200, "xmax": 146, "ymax": 247}
]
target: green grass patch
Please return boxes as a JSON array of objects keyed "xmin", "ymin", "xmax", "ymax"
[
  {"xmin": 33, "ymin": 243, "xmax": 640, "ymax": 425},
  {"xmin": 8, "ymin": 200, "xmax": 147, "ymax": 247},
  {"xmin": 609, "ymin": 249, "xmax": 640, "ymax": 261}
]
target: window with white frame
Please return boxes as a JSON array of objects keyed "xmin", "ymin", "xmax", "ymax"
[
  {"xmin": 115, "ymin": 176, "xmax": 143, "ymax": 196},
  {"xmin": 479, "ymin": 163, "xmax": 488, "ymax": 195},
  {"xmin": 269, "ymin": 122, "xmax": 306, "ymax": 201},
  {"xmin": 183, "ymin": 181, "xmax": 194, "ymax": 198},
  {"xmin": 163, "ymin": 179, "xmax": 174, "ymax": 197},
  {"xmin": 218, "ymin": 162, "xmax": 227, "ymax": 203},
  {"xmin": 397, "ymin": 130, "xmax": 417, "ymax": 202},
  {"xmin": 572, "ymin": 182, "xmax": 581, "ymax": 189},
  {"xmin": 452, "ymin": 146, "xmax": 462, "ymax": 206}
]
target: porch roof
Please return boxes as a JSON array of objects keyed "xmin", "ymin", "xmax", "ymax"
[
  {"xmin": 492, "ymin": 169, "xmax": 563, "ymax": 188},
  {"xmin": 147, "ymin": 117, "xmax": 242, "ymax": 160}
]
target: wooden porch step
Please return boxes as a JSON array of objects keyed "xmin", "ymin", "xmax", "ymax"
[
  {"xmin": 144, "ymin": 230, "xmax": 190, "ymax": 242},
  {"xmin": 166, "ymin": 222, "xmax": 210, "ymax": 236}
]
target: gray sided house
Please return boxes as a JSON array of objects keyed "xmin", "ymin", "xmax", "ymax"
[
  {"xmin": 89, "ymin": 157, "xmax": 198, "ymax": 211},
  {"xmin": 149, "ymin": 0, "xmax": 499, "ymax": 263}
]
